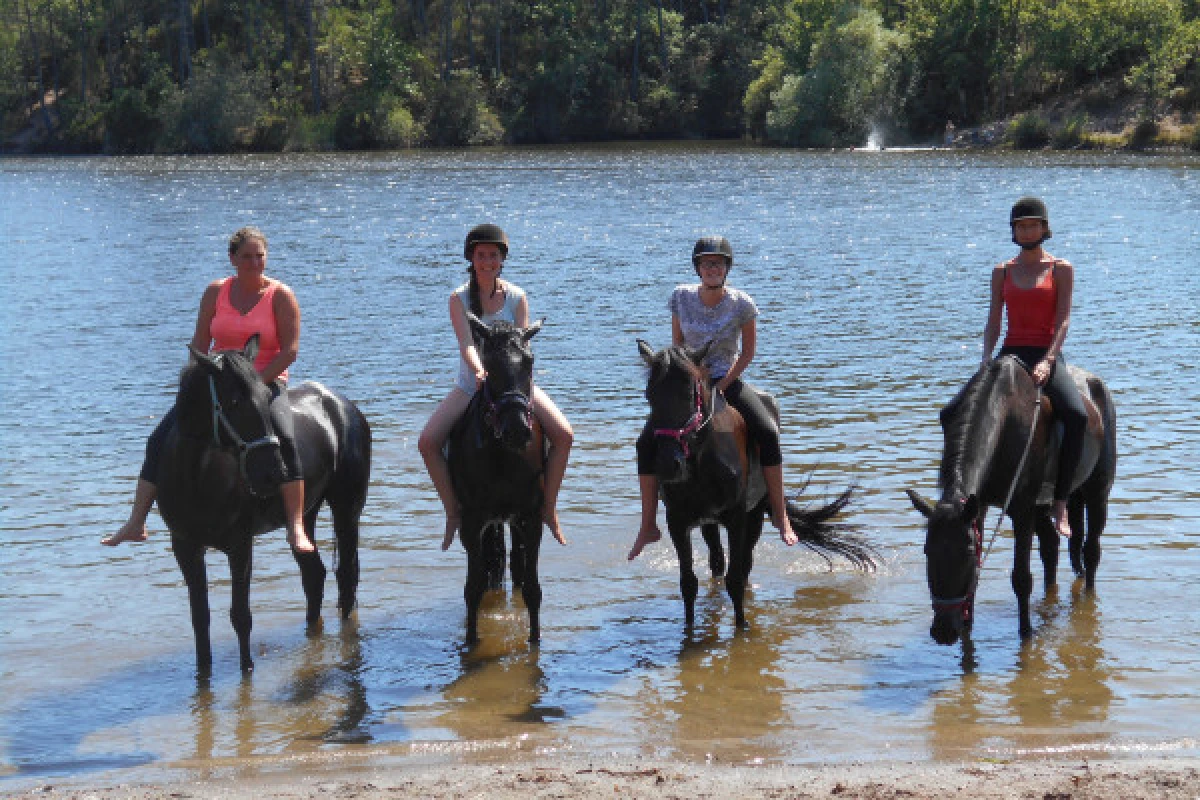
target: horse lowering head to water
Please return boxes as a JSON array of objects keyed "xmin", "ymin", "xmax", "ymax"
[
  {"xmin": 637, "ymin": 339, "xmax": 876, "ymax": 632},
  {"xmin": 907, "ymin": 355, "xmax": 1116, "ymax": 645},
  {"xmin": 447, "ymin": 314, "xmax": 546, "ymax": 645},
  {"xmin": 158, "ymin": 335, "xmax": 371, "ymax": 674}
]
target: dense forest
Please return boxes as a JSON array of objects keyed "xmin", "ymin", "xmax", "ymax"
[{"xmin": 2, "ymin": 0, "xmax": 1199, "ymax": 152}]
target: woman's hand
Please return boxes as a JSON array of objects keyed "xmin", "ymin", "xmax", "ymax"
[
  {"xmin": 1032, "ymin": 358, "xmax": 1053, "ymax": 386},
  {"xmin": 475, "ymin": 368, "xmax": 487, "ymax": 389}
]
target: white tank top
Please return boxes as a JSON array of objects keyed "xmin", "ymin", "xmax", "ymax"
[{"xmin": 453, "ymin": 280, "xmax": 526, "ymax": 394}]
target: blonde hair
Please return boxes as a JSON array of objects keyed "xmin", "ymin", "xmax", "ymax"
[{"xmin": 228, "ymin": 226, "xmax": 268, "ymax": 256}]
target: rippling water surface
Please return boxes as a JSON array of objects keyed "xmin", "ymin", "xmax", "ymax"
[{"xmin": 2, "ymin": 145, "xmax": 1198, "ymax": 787}]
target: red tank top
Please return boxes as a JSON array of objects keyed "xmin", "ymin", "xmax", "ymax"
[
  {"xmin": 1002, "ymin": 261, "xmax": 1058, "ymax": 349},
  {"xmin": 209, "ymin": 277, "xmax": 287, "ymax": 380}
]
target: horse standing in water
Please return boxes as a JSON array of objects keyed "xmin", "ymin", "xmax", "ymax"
[
  {"xmin": 447, "ymin": 314, "xmax": 547, "ymax": 645},
  {"xmin": 637, "ymin": 340, "xmax": 876, "ymax": 631},
  {"xmin": 157, "ymin": 336, "xmax": 371, "ymax": 673},
  {"xmin": 907, "ymin": 355, "xmax": 1116, "ymax": 645}
]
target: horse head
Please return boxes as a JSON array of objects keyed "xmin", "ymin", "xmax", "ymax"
[
  {"xmin": 179, "ymin": 334, "xmax": 287, "ymax": 496},
  {"xmin": 467, "ymin": 313, "xmax": 541, "ymax": 452},
  {"xmin": 637, "ymin": 338, "xmax": 713, "ymax": 484},
  {"xmin": 907, "ymin": 488, "xmax": 981, "ymax": 646}
]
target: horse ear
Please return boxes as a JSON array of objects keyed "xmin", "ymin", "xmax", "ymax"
[
  {"xmin": 961, "ymin": 494, "xmax": 981, "ymax": 521},
  {"xmin": 242, "ymin": 334, "xmax": 260, "ymax": 364},
  {"xmin": 637, "ymin": 339, "xmax": 656, "ymax": 365},
  {"xmin": 906, "ymin": 488, "xmax": 936, "ymax": 519},
  {"xmin": 189, "ymin": 345, "xmax": 218, "ymax": 372},
  {"xmin": 466, "ymin": 311, "xmax": 489, "ymax": 343},
  {"xmin": 690, "ymin": 340, "xmax": 713, "ymax": 366},
  {"xmin": 522, "ymin": 318, "xmax": 544, "ymax": 343}
]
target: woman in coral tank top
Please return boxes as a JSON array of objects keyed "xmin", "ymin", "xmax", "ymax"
[
  {"xmin": 103, "ymin": 227, "xmax": 315, "ymax": 553},
  {"xmin": 981, "ymin": 197, "xmax": 1088, "ymax": 539}
]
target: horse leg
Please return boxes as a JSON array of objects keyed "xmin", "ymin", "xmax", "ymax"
[
  {"xmin": 1067, "ymin": 495, "xmax": 1086, "ymax": 578},
  {"xmin": 1081, "ymin": 494, "xmax": 1106, "ymax": 590},
  {"xmin": 483, "ymin": 522, "xmax": 507, "ymax": 590},
  {"xmin": 666, "ymin": 514, "xmax": 698, "ymax": 631},
  {"xmin": 461, "ymin": 514, "xmax": 487, "ymax": 646},
  {"xmin": 509, "ymin": 526, "xmax": 526, "ymax": 590},
  {"xmin": 173, "ymin": 538, "xmax": 213, "ymax": 675},
  {"xmin": 1034, "ymin": 511, "xmax": 1059, "ymax": 591},
  {"xmin": 327, "ymin": 482, "xmax": 365, "ymax": 619},
  {"xmin": 513, "ymin": 513, "xmax": 543, "ymax": 643},
  {"xmin": 1010, "ymin": 518, "xmax": 1035, "ymax": 640},
  {"xmin": 227, "ymin": 541, "xmax": 255, "ymax": 672},
  {"xmin": 294, "ymin": 504, "xmax": 328, "ymax": 627},
  {"xmin": 701, "ymin": 523, "xmax": 725, "ymax": 578},
  {"xmin": 725, "ymin": 510, "xmax": 763, "ymax": 630}
]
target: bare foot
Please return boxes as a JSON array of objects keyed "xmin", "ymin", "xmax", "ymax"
[
  {"xmin": 101, "ymin": 521, "xmax": 148, "ymax": 546},
  {"xmin": 440, "ymin": 514, "xmax": 460, "ymax": 551},
  {"xmin": 544, "ymin": 509, "xmax": 568, "ymax": 546},
  {"xmin": 1051, "ymin": 504, "xmax": 1073, "ymax": 538},
  {"xmin": 627, "ymin": 526, "xmax": 661, "ymax": 560},
  {"xmin": 288, "ymin": 527, "xmax": 316, "ymax": 554}
]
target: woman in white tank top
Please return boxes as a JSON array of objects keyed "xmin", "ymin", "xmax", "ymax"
[{"xmin": 417, "ymin": 224, "xmax": 574, "ymax": 551}]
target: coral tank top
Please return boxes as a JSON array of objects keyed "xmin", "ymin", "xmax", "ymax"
[{"xmin": 209, "ymin": 277, "xmax": 286, "ymax": 380}]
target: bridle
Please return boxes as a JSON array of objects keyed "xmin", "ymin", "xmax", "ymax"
[
  {"xmin": 652, "ymin": 378, "xmax": 712, "ymax": 459},
  {"xmin": 208, "ymin": 372, "xmax": 281, "ymax": 496},
  {"xmin": 481, "ymin": 380, "xmax": 534, "ymax": 439}
]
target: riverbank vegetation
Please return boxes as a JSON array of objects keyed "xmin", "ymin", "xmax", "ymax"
[{"xmin": 2, "ymin": 0, "xmax": 1199, "ymax": 153}]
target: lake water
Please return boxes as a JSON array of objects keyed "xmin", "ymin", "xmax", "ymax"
[{"xmin": 1, "ymin": 144, "xmax": 1198, "ymax": 788}]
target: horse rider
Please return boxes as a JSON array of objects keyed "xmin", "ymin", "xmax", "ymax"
[
  {"xmin": 103, "ymin": 226, "xmax": 315, "ymax": 553},
  {"xmin": 628, "ymin": 235, "xmax": 799, "ymax": 560},
  {"xmin": 980, "ymin": 196, "xmax": 1088, "ymax": 539},
  {"xmin": 417, "ymin": 224, "xmax": 573, "ymax": 551}
]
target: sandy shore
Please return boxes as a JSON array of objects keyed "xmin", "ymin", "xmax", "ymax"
[{"xmin": 5, "ymin": 757, "xmax": 1200, "ymax": 799}]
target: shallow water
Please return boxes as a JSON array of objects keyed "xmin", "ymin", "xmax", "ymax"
[{"xmin": 1, "ymin": 145, "xmax": 1198, "ymax": 787}]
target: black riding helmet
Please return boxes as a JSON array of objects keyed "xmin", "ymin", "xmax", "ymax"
[
  {"xmin": 1010, "ymin": 196, "xmax": 1052, "ymax": 248},
  {"xmin": 464, "ymin": 223, "xmax": 509, "ymax": 261},
  {"xmin": 692, "ymin": 235, "xmax": 734, "ymax": 273}
]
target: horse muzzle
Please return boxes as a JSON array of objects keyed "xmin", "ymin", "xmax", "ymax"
[{"xmin": 929, "ymin": 598, "xmax": 972, "ymax": 646}]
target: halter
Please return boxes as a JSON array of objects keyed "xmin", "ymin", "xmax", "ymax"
[
  {"xmin": 482, "ymin": 381, "xmax": 534, "ymax": 439},
  {"xmin": 652, "ymin": 379, "xmax": 711, "ymax": 458},
  {"xmin": 930, "ymin": 387, "xmax": 1043, "ymax": 619},
  {"xmin": 208, "ymin": 374, "xmax": 281, "ymax": 496}
]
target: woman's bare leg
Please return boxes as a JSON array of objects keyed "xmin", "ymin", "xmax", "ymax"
[
  {"xmin": 418, "ymin": 389, "xmax": 473, "ymax": 550},
  {"xmin": 281, "ymin": 479, "xmax": 315, "ymax": 553},
  {"xmin": 763, "ymin": 465, "xmax": 798, "ymax": 546},
  {"xmin": 627, "ymin": 474, "xmax": 662, "ymax": 560},
  {"xmin": 532, "ymin": 386, "xmax": 573, "ymax": 545},
  {"xmin": 102, "ymin": 478, "xmax": 156, "ymax": 546}
]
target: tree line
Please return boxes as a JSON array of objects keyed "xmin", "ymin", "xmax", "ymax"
[{"xmin": 2, "ymin": 0, "xmax": 1198, "ymax": 152}]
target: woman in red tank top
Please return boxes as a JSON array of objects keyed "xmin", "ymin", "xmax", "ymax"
[
  {"xmin": 980, "ymin": 197, "xmax": 1088, "ymax": 539},
  {"xmin": 103, "ymin": 227, "xmax": 315, "ymax": 553}
]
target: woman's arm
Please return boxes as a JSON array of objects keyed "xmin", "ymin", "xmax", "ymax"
[
  {"xmin": 190, "ymin": 281, "xmax": 221, "ymax": 353},
  {"xmin": 514, "ymin": 288, "xmax": 530, "ymax": 328},
  {"xmin": 261, "ymin": 283, "xmax": 300, "ymax": 383},
  {"xmin": 1032, "ymin": 260, "xmax": 1074, "ymax": 385},
  {"xmin": 716, "ymin": 319, "xmax": 756, "ymax": 393},
  {"xmin": 449, "ymin": 291, "xmax": 486, "ymax": 387},
  {"xmin": 980, "ymin": 265, "xmax": 1005, "ymax": 368}
]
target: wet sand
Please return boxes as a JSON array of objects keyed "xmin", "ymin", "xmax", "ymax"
[{"xmin": 6, "ymin": 757, "xmax": 1200, "ymax": 799}]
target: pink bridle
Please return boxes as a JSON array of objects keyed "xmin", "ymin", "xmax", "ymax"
[{"xmin": 653, "ymin": 379, "xmax": 708, "ymax": 458}]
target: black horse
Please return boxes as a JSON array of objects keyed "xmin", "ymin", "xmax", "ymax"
[
  {"xmin": 637, "ymin": 340, "xmax": 877, "ymax": 631},
  {"xmin": 907, "ymin": 355, "xmax": 1116, "ymax": 645},
  {"xmin": 156, "ymin": 336, "xmax": 371, "ymax": 673},
  {"xmin": 447, "ymin": 314, "xmax": 547, "ymax": 645}
]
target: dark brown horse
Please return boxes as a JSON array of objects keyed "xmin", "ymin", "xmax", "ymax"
[
  {"xmin": 907, "ymin": 355, "xmax": 1116, "ymax": 645},
  {"xmin": 157, "ymin": 336, "xmax": 371, "ymax": 674},
  {"xmin": 447, "ymin": 314, "xmax": 546, "ymax": 645},
  {"xmin": 637, "ymin": 340, "xmax": 876, "ymax": 631}
]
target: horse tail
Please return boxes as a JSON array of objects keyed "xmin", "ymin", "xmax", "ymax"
[{"xmin": 784, "ymin": 485, "xmax": 879, "ymax": 571}]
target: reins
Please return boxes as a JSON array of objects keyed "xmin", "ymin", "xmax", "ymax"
[{"xmin": 652, "ymin": 378, "xmax": 713, "ymax": 458}]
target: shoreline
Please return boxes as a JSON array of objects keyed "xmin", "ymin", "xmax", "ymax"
[{"xmin": 5, "ymin": 755, "xmax": 1200, "ymax": 799}]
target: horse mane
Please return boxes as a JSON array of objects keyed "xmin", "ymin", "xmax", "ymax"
[
  {"xmin": 645, "ymin": 345, "xmax": 705, "ymax": 387},
  {"xmin": 937, "ymin": 358, "xmax": 1015, "ymax": 491}
]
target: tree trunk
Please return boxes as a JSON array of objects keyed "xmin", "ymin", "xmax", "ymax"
[
  {"xmin": 630, "ymin": 0, "xmax": 641, "ymax": 102},
  {"xmin": 75, "ymin": 0, "xmax": 88, "ymax": 106},
  {"xmin": 177, "ymin": 0, "xmax": 190, "ymax": 81},
  {"xmin": 305, "ymin": 0, "xmax": 320, "ymax": 111}
]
